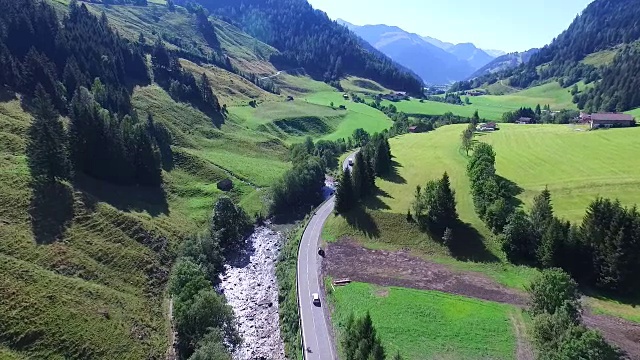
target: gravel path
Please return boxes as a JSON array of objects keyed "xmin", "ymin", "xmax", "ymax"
[{"xmin": 219, "ymin": 226, "xmax": 286, "ymax": 360}]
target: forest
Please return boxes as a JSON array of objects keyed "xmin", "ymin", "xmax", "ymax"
[
  {"xmin": 179, "ymin": 0, "xmax": 424, "ymax": 94},
  {"xmin": 0, "ymin": 0, "xmax": 233, "ymax": 187}
]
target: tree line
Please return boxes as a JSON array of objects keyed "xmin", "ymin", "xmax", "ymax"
[
  {"xmin": 528, "ymin": 269, "xmax": 620, "ymax": 359},
  {"xmin": 501, "ymin": 188, "xmax": 640, "ymax": 296},
  {"xmin": 467, "ymin": 142, "xmax": 515, "ymax": 233},
  {"xmin": 170, "ymin": 196, "xmax": 253, "ymax": 359},
  {"xmin": 335, "ymin": 132, "xmax": 392, "ymax": 214},
  {"xmin": 466, "ymin": 138, "xmax": 640, "ymax": 296},
  {"xmin": 181, "ymin": 0, "xmax": 424, "ymax": 94}
]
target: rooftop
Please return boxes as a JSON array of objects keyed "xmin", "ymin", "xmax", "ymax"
[{"xmin": 590, "ymin": 113, "xmax": 634, "ymax": 121}]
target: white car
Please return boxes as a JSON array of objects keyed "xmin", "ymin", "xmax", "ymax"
[
  {"xmin": 348, "ymin": 158, "xmax": 354, "ymax": 166},
  {"xmin": 312, "ymin": 293, "xmax": 321, "ymax": 306}
]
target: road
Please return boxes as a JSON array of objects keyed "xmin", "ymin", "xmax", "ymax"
[{"xmin": 297, "ymin": 152, "xmax": 355, "ymax": 360}]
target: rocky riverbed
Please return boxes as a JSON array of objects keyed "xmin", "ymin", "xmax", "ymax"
[{"xmin": 219, "ymin": 225, "xmax": 286, "ymax": 360}]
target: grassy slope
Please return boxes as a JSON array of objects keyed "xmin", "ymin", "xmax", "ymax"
[
  {"xmin": 0, "ymin": 98, "xmax": 174, "ymax": 358},
  {"xmin": 385, "ymin": 81, "xmax": 578, "ymax": 120},
  {"xmin": 483, "ymin": 124, "xmax": 640, "ymax": 221},
  {"xmin": 330, "ymin": 282, "xmax": 517, "ymax": 360},
  {"xmin": 303, "ymin": 92, "xmax": 393, "ymax": 141}
]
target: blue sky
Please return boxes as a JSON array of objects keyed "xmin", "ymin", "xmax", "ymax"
[{"xmin": 307, "ymin": 0, "xmax": 594, "ymax": 52}]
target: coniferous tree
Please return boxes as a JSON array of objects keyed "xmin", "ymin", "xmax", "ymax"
[
  {"xmin": 530, "ymin": 187, "xmax": 554, "ymax": 240},
  {"xmin": 27, "ymin": 85, "xmax": 71, "ymax": 183},
  {"xmin": 351, "ymin": 151, "xmax": 367, "ymax": 200},
  {"xmin": 335, "ymin": 168, "xmax": 354, "ymax": 214},
  {"xmin": 501, "ymin": 210, "xmax": 535, "ymax": 263},
  {"xmin": 438, "ymin": 172, "xmax": 458, "ymax": 228},
  {"xmin": 471, "ymin": 110, "xmax": 480, "ymax": 125}
]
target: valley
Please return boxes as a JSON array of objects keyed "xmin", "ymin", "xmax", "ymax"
[{"xmin": 2, "ymin": 0, "xmax": 640, "ymax": 360}]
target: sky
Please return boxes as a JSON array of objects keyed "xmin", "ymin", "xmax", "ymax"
[{"xmin": 307, "ymin": 0, "xmax": 594, "ymax": 52}]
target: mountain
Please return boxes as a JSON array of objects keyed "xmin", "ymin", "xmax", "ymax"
[
  {"xmin": 484, "ymin": 49, "xmax": 507, "ymax": 57},
  {"xmin": 183, "ymin": 1, "xmax": 424, "ymax": 92},
  {"xmin": 468, "ymin": 48, "xmax": 539, "ymax": 79},
  {"xmin": 447, "ymin": 43, "xmax": 495, "ymax": 70},
  {"xmin": 493, "ymin": 0, "xmax": 640, "ymax": 112},
  {"xmin": 422, "ymin": 35, "xmax": 453, "ymax": 50},
  {"xmin": 338, "ymin": 20, "xmax": 480, "ymax": 84}
]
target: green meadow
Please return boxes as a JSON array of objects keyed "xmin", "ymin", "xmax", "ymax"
[
  {"xmin": 383, "ymin": 81, "xmax": 579, "ymax": 120},
  {"xmin": 330, "ymin": 282, "xmax": 518, "ymax": 360}
]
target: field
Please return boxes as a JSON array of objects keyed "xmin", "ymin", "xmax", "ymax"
[
  {"xmin": 329, "ymin": 282, "xmax": 519, "ymax": 360},
  {"xmin": 383, "ymin": 82, "xmax": 579, "ymax": 120},
  {"xmin": 324, "ymin": 123, "xmax": 640, "ymax": 324},
  {"xmin": 303, "ymin": 92, "xmax": 393, "ymax": 140}
]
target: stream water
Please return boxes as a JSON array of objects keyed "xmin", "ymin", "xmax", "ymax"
[{"xmin": 218, "ymin": 225, "xmax": 286, "ymax": 360}]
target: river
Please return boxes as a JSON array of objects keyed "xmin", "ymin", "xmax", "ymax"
[{"xmin": 218, "ymin": 225, "xmax": 286, "ymax": 360}]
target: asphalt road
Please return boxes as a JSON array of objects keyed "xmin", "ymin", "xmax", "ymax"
[{"xmin": 297, "ymin": 152, "xmax": 355, "ymax": 360}]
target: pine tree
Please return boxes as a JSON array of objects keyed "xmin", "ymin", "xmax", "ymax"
[
  {"xmin": 437, "ymin": 172, "xmax": 458, "ymax": 228},
  {"xmin": 27, "ymin": 85, "xmax": 71, "ymax": 183},
  {"xmin": 351, "ymin": 151, "xmax": 367, "ymax": 200},
  {"xmin": 335, "ymin": 168, "xmax": 354, "ymax": 214},
  {"xmin": 471, "ymin": 110, "xmax": 480, "ymax": 125},
  {"xmin": 501, "ymin": 210, "xmax": 535, "ymax": 263},
  {"xmin": 530, "ymin": 187, "xmax": 554, "ymax": 239},
  {"xmin": 535, "ymin": 104, "xmax": 542, "ymax": 118}
]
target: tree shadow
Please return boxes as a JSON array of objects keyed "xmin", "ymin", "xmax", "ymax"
[
  {"xmin": 362, "ymin": 188, "xmax": 392, "ymax": 211},
  {"xmin": 73, "ymin": 174, "xmax": 169, "ymax": 217},
  {"xmin": 29, "ymin": 181, "xmax": 74, "ymax": 245},
  {"xmin": 496, "ymin": 175, "xmax": 524, "ymax": 208},
  {"xmin": 448, "ymin": 221, "xmax": 500, "ymax": 263},
  {"xmin": 0, "ymin": 87, "xmax": 17, "ymax": 102},
  {"xmin": 379, "ymin": 160, "xmax": 407, "ymax": 184},
  {"xmin": 343, "ymin": 207, "xmax": 380, "ymax": 239}
]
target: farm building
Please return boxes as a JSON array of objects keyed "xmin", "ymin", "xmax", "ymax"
[
  {"xmin": 589, "ymin": 113, "xmax": 635, "ymax": 129},
  {"xmin": 477, "ymin": 122, "xmax": 497, "ymax": 131},
  {"xmin": 408, "ymin": 126, "xmax": 419, "ymax": 133},
  {"xmin": 381, "ymin": 91, "xmax": 409, "ymax": 102},
  {"xmin": 517, "ymin": 117, "xmax": 533, "ymax": 124}
]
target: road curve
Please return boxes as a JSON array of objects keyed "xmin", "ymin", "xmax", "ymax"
[{"xmin": 297, "ymin": 152, "xmax": 355, "ymax": 360}]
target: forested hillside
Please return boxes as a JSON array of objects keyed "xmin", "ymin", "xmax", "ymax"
[
  {"xmin": 179, "ymin": 0, "xmax": 424, "ymax": 94},
  {"xmin": 465, "ymin": 0, "xmax": 640, "ymax": 112}
]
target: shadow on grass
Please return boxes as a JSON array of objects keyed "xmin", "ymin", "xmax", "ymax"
[
  {"xmin": 73, "ymin": 174, "xmax": 169, "ymax": 217},
  {"xmin": 30, "ymin": 181, "xmax": 74, "ymax": 245},
  {"xmin": 362, "ymin": 188, "xmax": 392, "ymax": 211},
  {"xmin": 496, "ymin": 175, "xmax": 524, "ymax": 208},
  {"xmin": 344, "ymin": 207, "xmax": 380, "ymax": 239},
  {"xmin": 448, "ymin": 221, "xmax": 500, "ymax": 263},
  {"xmin": 379, "ymin": 160, "xmax": 406, "ymax": 184}
]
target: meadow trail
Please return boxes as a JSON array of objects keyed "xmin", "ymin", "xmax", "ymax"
[
  {"xmin": 323, "ymin": 238, "xmax": 640, "ymax": 359},
  {"xmin": 509, "ymin": 311, "xmax": 534, "ymax": 360}
]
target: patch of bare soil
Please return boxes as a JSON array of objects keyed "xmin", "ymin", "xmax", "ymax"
[
  {"xmin": 583, "ymin": 311, "xmax": 640, "ymax": 360},
  {"xmin": 323, "ymin": 239, "xmax": 526, "ymax": 306},
  {"xmin": 323, "ymin": 238, "xmax": 640, "ymax": 359}
]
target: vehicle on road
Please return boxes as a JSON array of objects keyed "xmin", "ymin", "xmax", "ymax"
[
  {"xmin": 348, "ymin": 158, "xmax": 354, "ymax": 166},
  {"xmin": 318, "ymin": 247, "xmax": 325, "ymax": 257},
  {"xmin": 312, "ymin": 293, "xmax": 321, "ymax": 306}
]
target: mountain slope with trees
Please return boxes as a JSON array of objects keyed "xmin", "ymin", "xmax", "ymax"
[
  {"xmin": 178, "ymin": 0, "xmax": 424, "ymax": 93},
  {"xmin": 471, "ymin": 0, "xmax": 640, "ymax": 112}
]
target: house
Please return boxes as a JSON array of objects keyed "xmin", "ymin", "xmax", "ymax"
[
  {"xmin": 381, "ymin": 91, "xmax": 409, "ymax": 102},
  {"xmin": 477, "ymin": 122, "xmax": 497, "ymax": 131},
  {"xmin": 342, "ymin": 93, "xmax": 349, "ymax": 100},
  {"xmin": 589, "ymin": 113, "xmax": 635, "ymax": 129},
  {"xmin": 517, "ymin": 117, "xmax": 532, "ymax": 124}
]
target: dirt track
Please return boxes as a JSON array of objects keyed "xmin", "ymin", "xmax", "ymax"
[{"xmin": 323, "ymin": 239, "xmax": 640, "ymax": 359}]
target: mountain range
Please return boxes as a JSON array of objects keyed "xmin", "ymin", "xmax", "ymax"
[{"xmin": 338, "ymin": 19, "xmax": 502, "ymax": 84}]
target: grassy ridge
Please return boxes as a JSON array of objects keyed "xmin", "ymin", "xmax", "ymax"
[{"xmin": 330, "ymin": 282, "xmax": 517, "ymax": 360}]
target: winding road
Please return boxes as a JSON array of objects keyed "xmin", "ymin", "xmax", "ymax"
[{"xmin": 297, "ymin": 153, "xmax": 355, "ymax": 360}]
